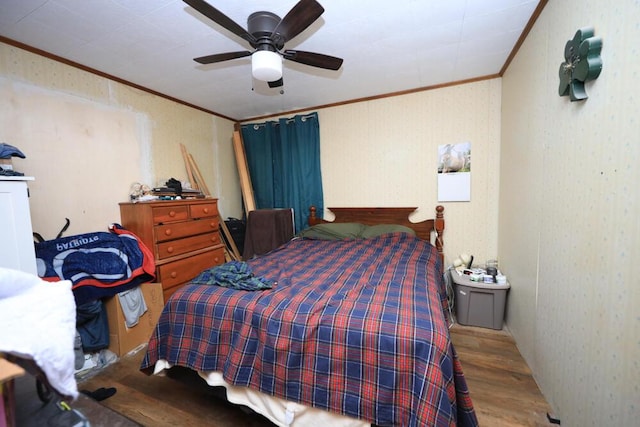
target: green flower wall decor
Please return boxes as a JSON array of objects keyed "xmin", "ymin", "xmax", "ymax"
[{"xmin": 558, "ymin": 27, "xmax": 603, "ymax": 101}]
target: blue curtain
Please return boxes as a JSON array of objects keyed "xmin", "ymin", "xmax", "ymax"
[{"xmin": 241, "ymin": 113, "xmax": 323, "ymax": 233}]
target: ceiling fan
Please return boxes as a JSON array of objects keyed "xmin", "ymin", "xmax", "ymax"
[{"xmin": 183, "ymin": 0, "xmax": 343, "ymax": 88}]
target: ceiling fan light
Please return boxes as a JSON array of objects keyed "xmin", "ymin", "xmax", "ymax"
[{"xmin": 252, "ymin": 50, "xmax": 282, "ymax": 82}]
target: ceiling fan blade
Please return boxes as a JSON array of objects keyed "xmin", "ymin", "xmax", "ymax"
[
  {"xmin": 283, "ymin": 50, "xmax": 343, "ymax": 70},
  {"xmin": 194, "ymin": 51, "xmax": 252, "ymax": 64},
  {"xmin": 272, "ymin": 0, "xmax": 324, "ymax": 42},
  {"xmin": 268, "ymin": 77, "xmax": 284, "ymax": 88},
  {"xmin": 183, "ymin": 0, "xmax": 256, "ymax": 45}
]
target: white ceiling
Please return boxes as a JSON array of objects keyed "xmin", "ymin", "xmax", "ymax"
[{"xmin": 0, "ymin": 0, "xmax": 541, "ymax": 121}]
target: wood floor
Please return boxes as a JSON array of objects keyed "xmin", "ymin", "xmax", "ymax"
[
  {"xmin": 73, "ymin": 324, "xmax": 552, "ymax": 426},
  {"xmin": 449, "ymin": 325, "xmax": 552, "ymax": 426}
]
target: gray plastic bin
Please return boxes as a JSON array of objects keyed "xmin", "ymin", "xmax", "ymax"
[{"xmin": 451, "ymin": 271, "xmax": 510, "ymax": 330}]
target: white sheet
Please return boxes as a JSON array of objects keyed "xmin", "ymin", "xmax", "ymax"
[
  {"xmin": 0, "ymin": 267, "xmax": 79, "ymax": 399},
  {"xmin": 153, "ymin": 360, "xmax": 370, "ymax": 427}
]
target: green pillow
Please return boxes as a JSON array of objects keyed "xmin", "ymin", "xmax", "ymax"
[
  {"xmin": 298, "ymin": 222, "xmax": 367, "ymax": 240},
  {"xmin": 360, "ymin": 224, "xmax": 416, "ymax": 238},
  {"xmin": 298, "ymin": 222, "xmax": 416, "ymax": 240}
]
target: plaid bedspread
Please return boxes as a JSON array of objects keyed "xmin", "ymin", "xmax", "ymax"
[{"xmin": 141, "ymin": 234, "xmax": 477, "ymax": 426}]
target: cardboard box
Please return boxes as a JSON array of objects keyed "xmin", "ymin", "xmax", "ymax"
[
  {"xmin": 0, "ymin": 358, "xmax": 25, "ymax": 383},
  {"xmin": 105, "ymin": 282, "xmax": 164, "ymax": 356}
]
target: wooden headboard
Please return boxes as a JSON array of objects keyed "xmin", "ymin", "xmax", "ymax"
[{"xmin": 308, "ymin": 206, "xmax": 445, "ymax": 261}]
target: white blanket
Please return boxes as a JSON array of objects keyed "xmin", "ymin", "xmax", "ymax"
[{"xmin": 0, "ymin": 267, "xmax": 79, "ymax": 399}]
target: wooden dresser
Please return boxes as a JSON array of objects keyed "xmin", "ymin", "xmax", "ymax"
[{"xmin": 119, "ymin": 198, "xmax": 225, "ymax": 301}]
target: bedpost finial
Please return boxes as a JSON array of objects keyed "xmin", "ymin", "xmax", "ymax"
[{"xmin": 309, "ymin": 206, "xmax": 317, "ymax": 225}]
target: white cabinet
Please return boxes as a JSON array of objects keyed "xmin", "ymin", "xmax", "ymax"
[{"xmin": 0, "ymin": 177, "xmax": 37, "ymax": 275}]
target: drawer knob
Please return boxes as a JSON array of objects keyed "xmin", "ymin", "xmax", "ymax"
[
  {"xmin": 165, "ymin": 229, "xmax": 172, "ymax": 236},
  {"xmin": 171, "ymin": 271, "xmax": 177, "ymax": 278},
  {"xmin": 203, "ymin": 207, "xmax": 209, "ymax": 214},
  {"xmin": 214, "ymin": 256, "xmax": 220, "ymax": 263},
  {"xmin": 210, "ymin": 222, "xmax": 216, "ymax": 228},
  {"xmin": 167, "ymin": 246, "xmax": 174, "ymax": 253},
  {"xmin": 169, "ymin": 210, "xmax": 176, "ymax": 217}
]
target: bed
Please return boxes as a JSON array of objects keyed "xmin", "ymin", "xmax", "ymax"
[{"xmin": 141, "ymin": 206, "xmax": 478, "ymax": 427}]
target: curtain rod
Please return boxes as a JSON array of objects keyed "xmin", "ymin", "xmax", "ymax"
[{"xmin": 242, "ymin": 113, "xmax": 317, "ymax": 130}]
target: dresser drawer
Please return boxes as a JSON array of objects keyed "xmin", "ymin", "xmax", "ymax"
[
  {"xmin": 157, "ymin": 247, "xmax": 225, "ymax": 289},
  {"xmin": 156, "ymin": 232, "xmax": 222, "ymax": 260},
  {"xmin": 189, "ymin": 202, "xmax": 218, "ymax": 219},
  {"xmin": 152, "ymin": 205, "xmax": 189, "ymax": 224},
  {"xmin": 154, "ymin": 217, "xmax": 220, "ymax": 242}
]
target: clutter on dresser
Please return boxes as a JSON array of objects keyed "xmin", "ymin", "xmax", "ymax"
[
  {"xmin": 0, "ymin": 142, "xmax": 27, "ymax": 176},
  {"xmin": 160, "ymin": 177, "xmax": 203, "ymax": 198},
  {"xmin": 129, "ymin": 178, "xmax": 203, "ymax": 202},
  {"xmin": 129, "ymin": 182, "xmax": 153, "ymax": 201}
]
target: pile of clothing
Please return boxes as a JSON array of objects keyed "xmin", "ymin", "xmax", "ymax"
[{"xmin": 35, "ymin": 224, "xmax": 156, "ymax": 360}]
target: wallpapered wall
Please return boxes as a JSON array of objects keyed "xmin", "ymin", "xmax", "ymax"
[
  {"xmin": 500, "ymin": 1, "xmax": 640, "ymax": 425},
  {"xmin": 321, "ymin": 80, "xmax": 502, "ymax": 266},
  {"xmin": 0, "ymin": 42, "xmax": 240, "ymax": 237},
  {"xmin": 246, "ymin": 79, "xmax": 503, "ymax": 265}
]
